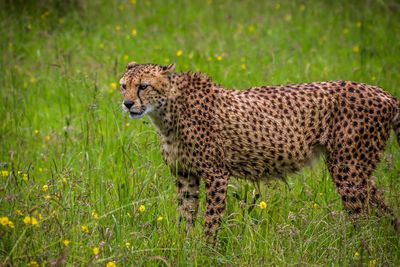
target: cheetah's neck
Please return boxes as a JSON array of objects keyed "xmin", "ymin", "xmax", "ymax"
[{"xmin": 148, "ymin": 72, "xmax": 218, "ymax": 139}]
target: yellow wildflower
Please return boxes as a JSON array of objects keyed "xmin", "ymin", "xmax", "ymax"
[
  {"xmin": 45, "ymin": 135, "xmax": 51, "ymax": 141},
  {"xmin": 188, "ymin": 52, "xmax": 194, "ymax": 60},
  {"xmin": 0, "ymin": 216, "xmax": 10, "ymax": 226},
  {"xmin": 176, "ymin": 50, "xmax": 183, "ymax": 57},
  {"xmin": 23, "ymin": 216, "xmax": 30, "ymax": 224},
  {"xmin": 30, "ymin": 77, "xmax": 37, "ymax": 84},
  {"xmin": 131, "ymin": 27, "xmax": 137, "ymax": 37},
  {"xmin": 313, "ymin": 203, "xmax": 319, "ymax": 209},
  {"xmin": 23, "ymin": 216, "xmax": 38, "ymax": 226},
  {"xmin": 42, "ymin": 184, "xmax": 48, "ymax": 192},
  {"xmin": 8, "ymin": 220, "xmax": 14, "ymax": 228},
  {"xmin": 115, "ymin": 25, "xmax": 121, "ymax": 32},
  {"xmin": 240, "ymin": 64, "xmax": 246, "ymax": 70},
  {"xmin": 354, "ymin": 251, "xmax": 360, "ymax": 257},
  {"xmin": 247, "ymin": 25, "xmax": 255, "ymax": 33},
  {"xmin": 63, "ymin": 239, "xmax": 70, "ymax": 247},
  {"xmin": 216, "ymin": 55, "xmax": 223, "ymax": 61},
  {"xmin": 34, "ymin": 129, "xmax": 39, "ymax": 135},
  {"xmin": 207, "ymin": 0, "xmax": 212, "ymax": 5},
  {"xmin": 111, "ymin": 83, "xmax": 117, "ymax": 90},
  {"xmin": 125, "ymin": 122, "xmax": 130, "ymax": 127},
  {"xmin": 258, "ymin": 201, "xmax": 267, "ymax": 209},
  {"xmin": 138, "ymin": 205, "xmax": 145, "ymax": 213},
  {"xmin": 1, "ymin": 170, "xmax": 9, "ymax": 177},
  {"xmin": 28, "ymin": 260, "xmax": 39, "ymax": 267},
  {"xmin": 371, "ymin": 76, "xmax": 376, "ymax": 81},
  {"xmin": 44, "ymin": 195, "xmax": 51, "ymax": 200},
  {"xmin": 62, "ymin": 177, "xmax": 68, "ymax": 184},
  {"xmin": 81, "ymin": 225, "xmax": 90, "ymax": 234},
  {"xmin": 368, "ymin": 259, "xmax": 376, "ymax": 267},
  {"xmin": 123, "ymin": 54, "xmax": 129, "ymax": 61},
  {"xmin": 284, "ymin": 14, "xmax": 292, "ymax": 22},
  {"xmin": 125, "ymin": 242, "xmax": 131, "ymax": 247},
  {"xmin": 319, "ymin": 192, "xmax": 323, "ymax": 196},
  {"xmin": 106, "ymin": 261, "xmax": 116, "ymax": 267},
  {"xmin": 157, "ymin": 216, "xmax": 163, "ymax": 222},
  {"xmin": 207, "ymin": 56, "xmax": 212, "ymax": 62},
  {"xmin": 92, "ymin": 246, "xmax": 100, "ymax": 256},
  {"xmin": 99, "ymin": 43, "xmax": 105, "ymax": 49},
  {"xmin": 31, "ymin": 217, "xmax": 38, "ymax": 226},
  {"xmin": 356, "ymin": 21, "xmax": 362, "ymax": 28},
  {"xmin": 352, "ymin": 45, "xmax": 360, "ymax": 54},
  {"xmin": 130, "ymin": 0, "xmax": 136, "ymax": 5},
  {"xmin": 92, "ymin": 211, "xmax": 99, "ymax": 219}
]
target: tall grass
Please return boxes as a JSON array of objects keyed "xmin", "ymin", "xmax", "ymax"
[{"xmin": 1, "ymin": 0, "xmax": 399, "ymax": 266}]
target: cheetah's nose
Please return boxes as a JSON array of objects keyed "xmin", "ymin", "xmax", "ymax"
[{"xmin": 123, "ymin": 100, "xmax": 134, "ymax": 109}]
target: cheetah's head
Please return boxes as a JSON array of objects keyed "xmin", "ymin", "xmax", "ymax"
[{"xmin": 119, "ymin": 62, "xmax": 176, "ymax": 119}]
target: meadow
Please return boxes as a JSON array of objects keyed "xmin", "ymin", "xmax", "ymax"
[{"xmin": 1, "ymin": 0, "xmax": 400, "ymax": 266}]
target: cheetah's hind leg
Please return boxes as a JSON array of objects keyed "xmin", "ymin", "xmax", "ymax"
[{"xmin": 328, "ymin": 158, "xmax": 399, "ymax": 231}]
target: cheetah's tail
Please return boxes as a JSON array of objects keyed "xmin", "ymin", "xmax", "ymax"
[{"xmin": 393, "ymin": 100, "xmax": 400, "ymax": 146}]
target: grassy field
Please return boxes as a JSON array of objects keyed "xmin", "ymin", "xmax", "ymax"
[{"xmin": 1, "ymin": 0, "xmax": 400, "ymax": 266}]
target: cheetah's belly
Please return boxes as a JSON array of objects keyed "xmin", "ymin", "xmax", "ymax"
[{"xmin": 225, "ymin": 143, "xmax": 325, "ymax": 181}]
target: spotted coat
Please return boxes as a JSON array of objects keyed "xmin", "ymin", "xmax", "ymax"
[{"xmin": 120, "ymin": 62, "xmax": 400, "ymax": 243}]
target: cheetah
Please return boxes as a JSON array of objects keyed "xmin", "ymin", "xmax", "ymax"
[{"xmin": 119, "ymin": 62, "xmax": 400, "ymax": 243}]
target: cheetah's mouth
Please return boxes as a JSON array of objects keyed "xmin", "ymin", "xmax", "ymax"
[{"xmin": 129, "ymin": 109, "xmax": 145, "ymax": 119}]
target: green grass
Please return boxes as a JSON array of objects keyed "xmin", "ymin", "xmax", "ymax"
[{"xmin": 1, "ymin": 0, "xmax": 400, "ymax": 266}]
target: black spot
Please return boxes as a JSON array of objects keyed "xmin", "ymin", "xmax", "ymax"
[
  {"xmin": 177, "ymin": 181, "xmax": 183, "ymax": 188},
  {"xmin": 209, "ymin": 208, "xmax": 215, "ymax": 216}
]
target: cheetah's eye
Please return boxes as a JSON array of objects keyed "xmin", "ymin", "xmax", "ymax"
[
  {"xmin": 138, "ymin": 84, "xmax": 149, "ymax": 91},
  {"xmin": 120, "ymin": 84, "xmax": 126, "ymax": 91}
]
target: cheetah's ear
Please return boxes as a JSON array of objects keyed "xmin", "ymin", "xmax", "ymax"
[
  {"xmin": 161, "ymin": 63, "xmax": 176, "ymax": 77},
  {"xmin": 126, "ymin": 61, "xmax": 137, "ymax": 70}
]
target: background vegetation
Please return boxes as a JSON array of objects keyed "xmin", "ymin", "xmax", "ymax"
[{"xmin": 1, "ymin": 0, "xmax": 400, "ymax": 266}]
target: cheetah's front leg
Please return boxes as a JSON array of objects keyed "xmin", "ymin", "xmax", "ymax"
[
  {"xmin": 176, "ymin": 173, "xmax": 200, "ymax": 232},
  {"xmin": 203, "ymin": 169, "xmax": 229, "ymax": 244}
]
